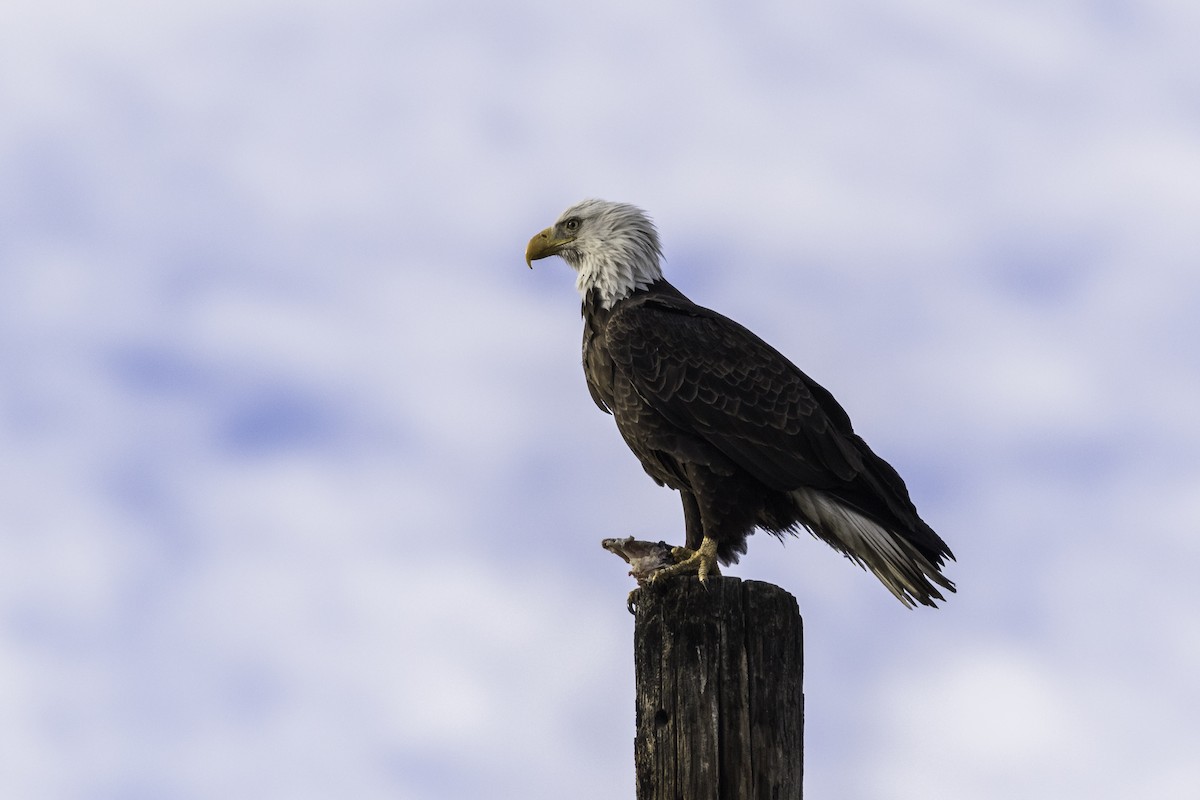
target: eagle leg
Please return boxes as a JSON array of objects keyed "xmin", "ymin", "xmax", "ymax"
[{"xmin": 650, "ymin": 536, "xmax": 721, "ymax": 586}]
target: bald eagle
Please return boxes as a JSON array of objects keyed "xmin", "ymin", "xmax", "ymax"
[{"xmin": 527, "ymin": 199, "xmax": 955, "ymax": 607}]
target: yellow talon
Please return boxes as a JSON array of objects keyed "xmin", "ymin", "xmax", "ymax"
[{"xmin": 650, "ymin": 537, "xmax": 721, "ymax": 585}]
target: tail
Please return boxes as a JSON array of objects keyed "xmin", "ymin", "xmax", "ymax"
[{"xmin": 790, "ymin": 487, "xmax": 956, "ymax": 608}]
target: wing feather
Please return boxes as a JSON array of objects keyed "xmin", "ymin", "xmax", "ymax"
[{"xmin": 605, "ymin": 295, "xmax": 864, "ymax": 490}]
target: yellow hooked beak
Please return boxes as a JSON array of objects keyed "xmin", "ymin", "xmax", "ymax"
[{"xmin": 525, "ymin": 227, "xmax": 575, "ymax": 268}]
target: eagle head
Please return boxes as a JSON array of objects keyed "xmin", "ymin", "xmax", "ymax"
[{"xmin": 526, "ymin": 199, "xmax": 664, "ymax": 308}]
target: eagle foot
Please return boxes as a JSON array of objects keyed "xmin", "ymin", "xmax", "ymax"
[
  {"xmin": 649, "ymin": 537, "xmax": 721, "ymax": 586},
  {"xmin": 626, "ymin": 588, "xmax": 640, "ymax": 615},
  {"xmin": 602, "ymin": 536, "xmax": 720, "ymax": 612}
]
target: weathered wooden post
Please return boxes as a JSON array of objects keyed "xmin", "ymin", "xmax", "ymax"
[{"xmin": 632, "ymin": 576, "xmax": 804, "ymax": 800}]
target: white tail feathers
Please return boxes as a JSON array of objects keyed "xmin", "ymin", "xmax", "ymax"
[{"xmin": 790, "ymin": 488, "xmax": 954, "ymax": 608}]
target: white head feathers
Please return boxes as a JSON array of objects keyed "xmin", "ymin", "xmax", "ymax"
[{"xmin": 546, "ymin": 199, "xmax": 664, "ymax": 308}]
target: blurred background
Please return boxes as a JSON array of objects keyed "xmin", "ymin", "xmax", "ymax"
[{"xmin": 2, "ymin": 1, "xmax": 1198, "ymax": 798}]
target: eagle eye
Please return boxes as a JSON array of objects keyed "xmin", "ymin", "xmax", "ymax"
[{"xmin": 563, "ymin": 217, "xmax": 581, "ymax": 233}]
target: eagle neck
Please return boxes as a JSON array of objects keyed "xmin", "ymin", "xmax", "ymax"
[
  {"xmin": 581, "ymin": 280, "xmax": 684, "ymax": 322},
  {"xmin": 581, "ymin": 288, "xmax": 610, "ymax": 326},
  {"xmin": 572, "ymin": 246, "xmax": 663, "ymax": 310}
]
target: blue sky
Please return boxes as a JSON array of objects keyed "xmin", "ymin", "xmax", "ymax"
[{"xmin": 2, "ymin": 1, "xmax": 1198, "ymax": 798}]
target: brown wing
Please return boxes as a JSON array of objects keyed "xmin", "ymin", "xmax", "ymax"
[{"xmin": 604, "ymin": 293, "xmax": 866, "ymax": 492}]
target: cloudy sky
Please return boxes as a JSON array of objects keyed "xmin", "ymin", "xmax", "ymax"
[{"xmin": 2, "ymin": 1, "xmax": 1198, "ymax": 798}]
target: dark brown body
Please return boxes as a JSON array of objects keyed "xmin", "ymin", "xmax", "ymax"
[{"xmin": 581, "ymin": 280, "xmax": 954, "ymax": 604}]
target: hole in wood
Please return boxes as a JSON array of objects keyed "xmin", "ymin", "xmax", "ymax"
[{"xmin": 653, "ymin": 709, "xmax": 669, "ymax": 728}]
